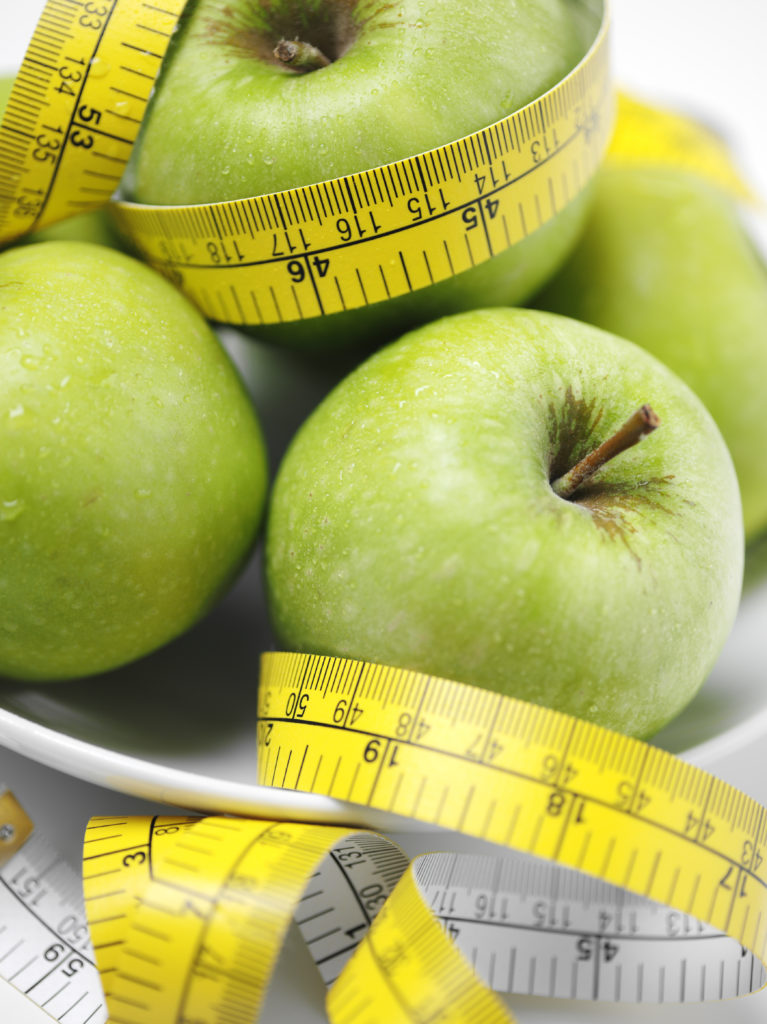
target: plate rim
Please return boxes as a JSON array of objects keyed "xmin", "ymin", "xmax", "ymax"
[{"xmin": 2, "ymin": 682, "xmax": 765, "ymax": 832}]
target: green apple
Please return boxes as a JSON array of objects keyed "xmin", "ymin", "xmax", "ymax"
[
  {"xmin": 0, "ymin": 240, "xmax": 268, "ymax": 681},
  {"xmin": 0, "ymin": 75, "xmax": 127, "ymax": 252},
  {"xmin": 124, "ymin": 0, "xmax": 599, "ymax": 351},
  {"xmin": 534, "ymin": 163, "xmax": 767, "ymax": 541},
  {"xmin": 264, "ymin": 307, "xmax": 743, "ymax": 739},
  {"xmin": 744, "ymin": 531, "xmax": 767, "ymax": 594},
  {"xmin": 219, "ymin": 327, "xmax": 354, "ymax": 473}
]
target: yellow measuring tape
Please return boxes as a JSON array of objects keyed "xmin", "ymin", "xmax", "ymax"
[
  {"xmin": 69, "ymin": 652, "xmax": 767, "ymax": 1022},
  {"xmin": 0, "ymin": 0, "xmax": 612, "ymax": 326},
  {"xmin": 607, "ymin": 92, "xmax": 757, "ymax": 202},
  {"xmin": 0, "ymin": 1, "xmax": 185, "ymax": 238},
  {"xmin": 1, "ymin": 1, "xmax": 765, "ymax": 1021}
]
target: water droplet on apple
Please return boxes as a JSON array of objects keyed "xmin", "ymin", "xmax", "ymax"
[
  {"xmin": 89, "ymin": 57, "xmax": 110, "ymax": 78},
  {"xmin": 21, "ymin": 355, "xmax": 39, "ymax": 370},
  {"xmin": 135, "ymin": 488, "xmax": 152, "ymax": 499},
  {"xmin": 221, "ymin": 166, "xmax": 231, "ymax": 176},
  {"xmin": 9, "ymin": 405, "xmax": 24, "ymax": 418},
  {"xmin": 0, "ymin": 499, "xmax": 24, "ymax": 521},
  {"xmin": 263, "ymin": 155, "xmax": 274, "ymax": 166}
]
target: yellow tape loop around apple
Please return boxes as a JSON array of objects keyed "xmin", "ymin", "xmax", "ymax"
[{"xmin": 0, "ymin": 0, "xmax": 613, "ymax": 327}]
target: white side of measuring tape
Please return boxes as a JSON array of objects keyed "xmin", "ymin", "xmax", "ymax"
[{"xmin": 0, "ymin": 829, "xmax": 106, "ymax": 1024}]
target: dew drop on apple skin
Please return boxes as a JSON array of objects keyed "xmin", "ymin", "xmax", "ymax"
[{"xmin": 0, "ymin": 499, "xmax": 24, "ymax": 522}]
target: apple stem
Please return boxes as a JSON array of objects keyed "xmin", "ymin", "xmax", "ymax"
[
  {"xmin": 274, "ymin": 38, "xmax": 331, "ymax": 72},
  {"xmin": 551, "ymin": 404, "xmax": 661, "ymax": 500}
]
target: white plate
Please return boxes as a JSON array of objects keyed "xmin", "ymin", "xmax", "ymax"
[{"xmin": 0, "ymin": 321, "xmax": 765, "ymax": 834}]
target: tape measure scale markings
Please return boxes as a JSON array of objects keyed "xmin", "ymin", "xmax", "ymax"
[
  {"xmin": 0, "ymin": 0, "xmax": 184, "ymax": 242},
  {"xmin": 4, "ymin": 679, "xmax": 767, "ymax": 1024},
  {"xmin": 0, "ymin": 789, "xmax": 105, "ymax": 1024},
  {"xmin": 0, "ymin": 0, "xmax": 613, "ymax": 328},
  {"xmin": 109, "ymin": 9, "xmax": 612, "ymax": 328},
  {"xmin": 82, "ymin": 815, "xmax": 411, "ymax": 1024},
  {"xmin": 257, "ymin": 651, "xmax": 767, "ymax": 1016}
]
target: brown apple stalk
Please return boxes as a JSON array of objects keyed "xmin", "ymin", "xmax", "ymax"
[
  {"xmin": 274, "ymin": 38, "xmax": 331, "ymax": 72},
  {"xmin": 551, "ymin": 404, "xmax": 660, "ymax": 500}
]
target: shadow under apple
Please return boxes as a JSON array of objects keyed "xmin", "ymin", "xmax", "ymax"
[{"xmin": 0, "ymin": 547, "xmax": 273, "ymax": 756}]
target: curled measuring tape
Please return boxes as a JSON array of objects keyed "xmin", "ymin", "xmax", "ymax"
[
  {"xmin": 0, "ymin": 1, "xmax": 185, "ymax": 239},
  {"xmin": 8, "ymin": 639, "xmax": 767, "ymax": 1024},
  {"xmin": 0, "ymin": 0, "xmax": 612, "ymax": 326},
  {"xmin": 0, "ymin": 788, "xmax": 105, "ymax": 1023},
  {"xmin": 3, "ymin": 642, "xmax": 767, "ymax": 1023},
  {"xmin": 256, "ymin": 652, "xmax": 767, "ymax": 1020}
]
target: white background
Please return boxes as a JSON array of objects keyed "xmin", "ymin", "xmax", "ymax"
[{"xmin": 1, "ymin": 1, "xmax": 767, "ymax": 1022}]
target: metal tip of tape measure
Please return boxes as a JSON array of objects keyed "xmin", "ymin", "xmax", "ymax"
[{"xmin": 0, "ymin": 789, "xmax": 34, "ymax": 866}]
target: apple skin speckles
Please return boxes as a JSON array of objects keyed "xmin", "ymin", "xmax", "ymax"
[
  {"xmin": 0, "ymin": 241, "xmax": 269, "ymax": 682},
  {"xmin": 265, "ymin": 307, "xmax": 743, "ymax": 739},
  {"xmin": 536, "ymin": 163, "xmax": 767, "ymax": 541},
  {"xmin": 126, "ymin": 0, "xmax": 597, "ymax": 352}
]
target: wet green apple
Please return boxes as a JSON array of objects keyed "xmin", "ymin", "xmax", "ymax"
[
  {"xmin": 0, "ymin": 241, "xmax": 268, "ymax": 681},
  {"xmin": 535, "ymin": 163, "xmax": 767, "ymax": 541},
  {"xmin": 265, "ymin": 308, "xmax": 743, "ymax": 738},
  {"xmin": 124, "ymin": 0, "xmax": 598, "ymax": 351}
]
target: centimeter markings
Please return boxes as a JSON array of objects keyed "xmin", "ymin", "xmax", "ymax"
[
  {"xmin": 415, "ymin": 852, "xmax": 766, "ymax": 1003},
  {"xmin": 0, "ymin": 0, "xmax": 184, "ymax": 240},
  {"xmin": 258, "ymin": 653, "xmax": 767, "ymax": 970},
  {"xmin": 111, "ymin": 5, "xmax": 612, "ymax": 325},
  {"xmin": 82, "ymin": 813, "xmax": 200, "ymax": 994},
  {"xmin": 0, "ymin": 828, "xmax": 106, "ymax": 1024},
  {"xmin": 1, "ymin": 0, "xmax": 610, "ymax": 325},
  {"xmin": 86, "ymin": 817, "xmax": 406, "ymax": 1024},
  {"xmin": 295, "ymin": 831, "xmax": 410, "ymax": 985}
]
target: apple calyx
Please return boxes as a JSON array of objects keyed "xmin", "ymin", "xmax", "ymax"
[
  {"xmin": 551, "ymin": 404, "xmax": 660, "ymax": 500},
  {"xmin": 274, "ymin": 38, "xmax": 331, "ymax": 73}
]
